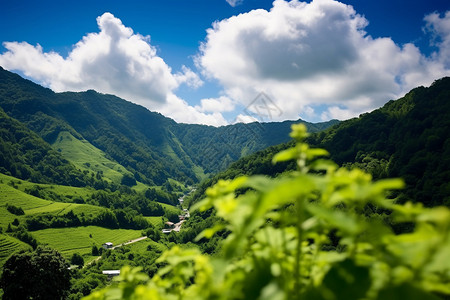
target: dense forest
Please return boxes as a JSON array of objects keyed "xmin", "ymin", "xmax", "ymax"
[{"xmin": 188, "ymin": 77, "xmax": 450, "ymax": 208}]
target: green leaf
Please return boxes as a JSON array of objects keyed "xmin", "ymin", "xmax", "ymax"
[
  {"xmin": 272, "ymin": 148, "xmax": 298, "ymax": 164},
  {"xmin": 322, "ymin": 259, "xmax": 371, "ymax": 300},
  {"xmin": 194, "ymin": 224, "xmax": 225, "ymax": 242},
  {"xmin": 376, "ymin": 283, "xmax": 442, "ymax": 300},
  {"xmin": 305, "ymin": 203, "xmax": 362, "ymax": 235}
]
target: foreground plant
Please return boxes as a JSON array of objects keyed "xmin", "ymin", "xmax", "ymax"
[{"xmin": 85, "ymin": 124, "xmax": 450, "ymax": 300}]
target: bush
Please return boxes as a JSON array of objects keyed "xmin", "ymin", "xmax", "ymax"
[
  {"xmin": 70, "ymin": 253, "xmax": 84, "ymax": 266},
  {"xmin": 6, "ymin": 204, "xmax": 24, "ymax": 215}
]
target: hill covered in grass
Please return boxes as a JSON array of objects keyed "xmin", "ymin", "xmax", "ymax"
[{"xmin": 0, "ymin": 67, "xmax": 337, "ymax": 187}]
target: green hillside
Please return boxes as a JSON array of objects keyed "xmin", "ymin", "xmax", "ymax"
[
  {"xmin": 0, "ymin": 107, "xmax": 94, "ymax": 187},
  {"xmin": 32, "ymin": 226, "xmax": 141, "ymax": 258},
  {"xmin": 52, "ymin": 131, "xmax": 134, "ymax": 184},
  {"xmin": 0, "ymin": 234, "xmax": 31, "ymax": 266},
  {"xmin": 311, "ymin": 77, "xmax": 450, "ymax": 206},
  {"xmin": 188, "ymin": 77, "xmax": 450, "ymax": 208},
  {"xmin": 0, "ymin": 67, "xmax": 337, "ymax": 187}
]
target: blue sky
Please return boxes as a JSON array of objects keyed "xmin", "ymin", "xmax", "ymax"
[{"xmin": 1, "ymin": 0, "xmax": 449, "ymax": 125}]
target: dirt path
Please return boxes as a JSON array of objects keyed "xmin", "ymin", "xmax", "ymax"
[
  {"xmin": 112, "ymin": 236, "xmax": 148, "ymax": 249},
  {"xmin": 84, "ymin": 236, "xmax": 148, "ymax": 268}
]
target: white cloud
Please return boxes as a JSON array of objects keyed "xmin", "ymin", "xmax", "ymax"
[
  {"xmin": 158, "ymin": 94, "xmax": 228, "ymax": 126},
  {"xmin": 424, "ymin": 11, "xmax": 450, "ymax": 68},
  {"xmin": 226, "ymin": 0, "xmax": 243, "ymax": 7},
  {"xmin": 0, "ymin": 12, "xmax": 232, "ymax": 126},
  {"xmin": 0, "ymin": 13, "xmax": 179, "ymax": 103},
  {"xmin": 233, "ymin": 114, "xmax": 259, "ymax": 124},
  {"xmin": 195, "ymin": 96, "xmax": 235, "ymax": 113},
  {"xmin": 197, "ymin": 0, "xmax": 450, "ymax": 121}
]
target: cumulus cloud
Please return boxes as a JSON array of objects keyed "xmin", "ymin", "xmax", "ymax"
[
  {"xmin": 198, "ymin": 0, "xmax": 450, "ymax": 121},
  {"xmin": 158, "ymin": 94, "xmax": 228, "ymax": 126},
  {"xmin": 195, "ymin": 96, "xmax": 235, "ymax": 113},
  {"xmin": 0, "ymin": 12, "xmax": 229, "ymax": 126}
]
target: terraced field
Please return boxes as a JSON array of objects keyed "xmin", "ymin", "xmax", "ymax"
[
  {"xmin": 0, "ymin": 172, "xmax": 95, "ymax": 201},
  {"xmin": 32, "ymin": 226, "xmax": 142, "ymax": 258},
  {"xmin": 0, "ymin": 183, "xmax": 107, "ymax": 227},
  {"xmin": 144, "ymin": 216, "xmax": 164, "ymax": 227},
  {"xmin": 0, "ymin": 234, "xmax": 31, "ymax": 266},
  {"xmin": 160, "ymin": 203, "xmax": 181, "ymax": 215}
]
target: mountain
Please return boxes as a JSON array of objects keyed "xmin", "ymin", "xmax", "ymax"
[
  {"xmin": 0, "ymin": 107, "xmax": 97, "ymax": 186},
  {"xmin": 188, "ymin": 77, "xmax": 450, "ymax": 208},
  {"xmin": 0, "ymin": 67, "xmax": 337, "ymax": 187},
  {"xmin": 312, "ymin": 77, "xmax": 450, "ymax": 207}
]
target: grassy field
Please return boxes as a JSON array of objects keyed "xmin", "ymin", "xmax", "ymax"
[
  {"xmin": 32, "ymin": 226, "xmax": 142, "ymax": 258},
  {"xmin": 0, "ymin": 172, "xmax": 95, "ymax": 201},
  {"xmin": 124, "ymin": 237, "xmax": 167, "ymax": 253},
  {"xmin": 52, "ymin": 131, "xmax": 134, "ymax": 184},
  {"xmin": 144, "ymin": 216, "xmax": 163, "ymax": 227},
  {"xmin": 0, "ymin": 181, "xmax": 107, "ymax": 228},
  {"xmin": 160, "ymin": 203, "xmax": 181, "ymax": 215},
  {"xmin": 0, "ymin": 234, "xmax": 32, "ymax": 267}
]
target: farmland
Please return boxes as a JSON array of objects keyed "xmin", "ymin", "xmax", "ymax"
[
  {"xmin": 32, "ymin": 226, "xmax": 142, "ymax": 258},
  {"xmin": 0, "ymin": 234, "xmax": 31, "ymax": 266}
]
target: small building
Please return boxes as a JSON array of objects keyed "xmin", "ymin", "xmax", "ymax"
[
  {"xmin": 165, "ymin": 221, "xmax": 175, "ymax": 228},
  {"xmin": 162, "ymin": 229, "xmax": 172, "ymax": 234},
  {"xmin": 102, "ymin": 242, "xmax": 113, "ymax": 249},
  {"xmin": 102, "ymin": 270, "xmax": 120, "ymax": 279}
]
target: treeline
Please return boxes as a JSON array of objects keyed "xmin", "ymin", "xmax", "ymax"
[
  {"xmin": 24, "ymin": 209, "xmax": 150, "ymax": 231},
  {"xmin": 309, "ymin": 77, "xmax": 450, "ymax": 207}
]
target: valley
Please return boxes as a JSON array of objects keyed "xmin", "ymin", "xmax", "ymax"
[{"xmin": 0, "ymin": 68, "xmax": 449, "ymax": 299}]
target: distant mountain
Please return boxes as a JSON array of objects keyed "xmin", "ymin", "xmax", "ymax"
[
  {"xmin": 0, "ymin": 67, "xmax": 337, "ymax": 187},
  {"xmin": 189, "ymin": 77, "xmax": 450, "ymax": 207}
]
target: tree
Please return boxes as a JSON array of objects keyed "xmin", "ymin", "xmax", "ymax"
[
  {"xmin": 92, "ymin": 245, "xmax": 99, "ymax": 256},
  {"xmin": 0, "ymin": 246, "xmax": 71, "ymax": 300},
  {"xmin": 121, "ymin": 174, "xmax": 137, "ymax": 187},
  {"xmin": 70, "ymin": 253, "xmax": 84, "ymax": 266}
]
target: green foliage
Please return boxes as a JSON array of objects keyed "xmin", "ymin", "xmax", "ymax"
[
  {"xmin": 0, "ymin": 234, "xmax": 32, "ymax": 266},
  {"xmin": 121, "ymin": 174, "xmax": 137, "ymax": 187},
  {"xmin": 0, "ymin": 108, "xmax": 94, "ymax": 187},
  {"xmin": 0, "ymin": 246, "xmax": 71, "ymax": 300},
  {"xmin": 311, "ymin": 77, "xmax": 450, "ymax": 207},
  {"xmin": 92, "ymin": 244, "xmax": 100, "ymax": 256},
  {"xmin": 84, "ymin": 124, "xmax": 449, "ymax": 300},
  {"xmin": 71, "ymin": 252, "xmax": 85, "ymax": 266},
  {"xmin": 5, "ymin": 203, "xmax": 24, "ymax": 215}
]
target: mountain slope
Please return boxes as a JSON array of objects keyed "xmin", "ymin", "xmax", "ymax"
[
  {"xmin": 311, "ymin": 77, "xmax": 450, "ymax": 206},
  {"xmin": 0, "ymin": 67, "xmax": 337, "ymax": 186},
  {"xmin": 0, "ymin": 107, "xmax": 96, "ymax": 186},
  {"xmin": 189, "ymin": 77, "xmax": 450, "ymax": 207}
]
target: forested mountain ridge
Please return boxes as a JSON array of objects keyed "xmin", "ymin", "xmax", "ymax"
[
  {"xmin": 0, "ymin": 107, "xmax": 96, "ymax": 186},
  {"xmin": 0, "ymin": 67, "xmax": 337, "ymax": 187},
  {"xmin": 188, "ymin": 77, "xmax": 450, "ymax": 208}
]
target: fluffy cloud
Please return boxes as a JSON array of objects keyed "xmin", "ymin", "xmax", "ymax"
[
  {"xmin": 195, "ymin": 96, "xmax": 235, "ymax": 113},
  {"xmin": 0, "ymin": 13, "xmax": 229, "ymax": 126},
  {"xmin": 198, "ymin": 0, "xmax": 450, "ymax": 121},
  {"xmin": 158, "ymin": 94, "xmax": 228, "ymax": 126}
]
